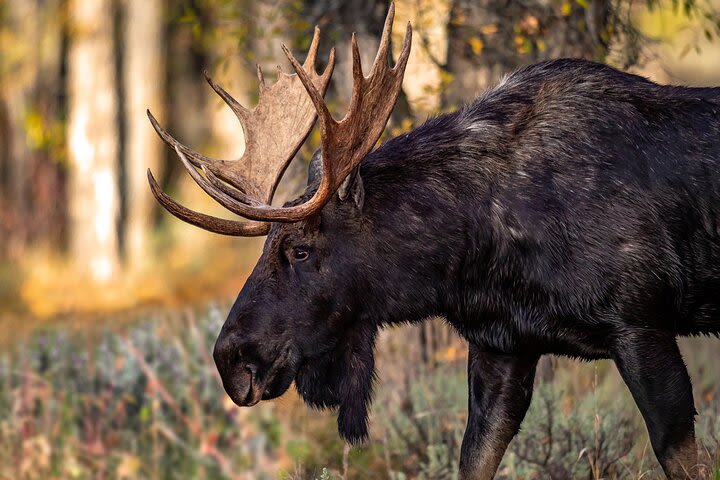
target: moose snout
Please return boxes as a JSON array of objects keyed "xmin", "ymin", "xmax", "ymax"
[{"xmin": 213, "ymin": 335, "xmax": 264, "ymax": 406}]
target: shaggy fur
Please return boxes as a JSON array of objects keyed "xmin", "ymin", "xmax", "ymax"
[{"xmin": 213, "ymin": 59, "xmax": 720, "ymax": 479}]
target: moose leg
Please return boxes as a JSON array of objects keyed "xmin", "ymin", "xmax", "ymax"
[
  {"xmin": 459, "ymin": 345, "xmax": 538, "ymax": 480},
  {"xmin": 614, "ymin": 331, "xmax": 697, "ymax": 479}
]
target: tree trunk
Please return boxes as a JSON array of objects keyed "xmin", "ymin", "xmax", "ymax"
[
  {"xmin": 394, "ymin": 0, "xmax": 451, "ymax": 117},
  {"xmin": 0, "ymin": 0, "xmax": 38, "ymax": 258},
  {"xmin": 0, "ymin": 0, "xmax": 66, "ymax": 259},
  {"xmin": 302, "ymin": 0, "xmax": 387, "ymax": 109},
  {"xmin": 204, "ymin": 0, "xmax": 253, "ymax": 188},
  {"xmin": 122, "ymin": 0, "xmax": 164, "ymax": 267},
  {"xmin": 67, "ymin": 0, "xmax": 121, "ymax": 281},
  {"xmin": 443, "ymin": 0, "xmax": 610, "ymax": 107}
]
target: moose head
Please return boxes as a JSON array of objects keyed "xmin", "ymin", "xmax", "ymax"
[{"xmin": 147, "ymin": 4, "xmax": 413, "ymax": 442}]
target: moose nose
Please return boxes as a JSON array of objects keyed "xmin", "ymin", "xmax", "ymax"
[
  {"xmin": 236, "ymin": 362, "xmax": 261, "ymax": 406},
  {"xmin": 223, "ymin": 358, "xmax": 262, "ymax": 407},
  {"xmin": 213, "ymin": 336, "xmax": 261, "ymax": 406}
]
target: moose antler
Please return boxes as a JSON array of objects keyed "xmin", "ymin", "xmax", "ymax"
[
  {"xmin": 146, "ymin": 26, "xmax": 335, "ymax": 235},
  {"xmin": 148, "ymin": 2, "xmax": 412, "ymax": 234}
]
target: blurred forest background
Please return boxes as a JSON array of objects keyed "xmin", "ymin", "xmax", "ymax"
[{"xmin": 1, "ymin": 0, "xmax": 720, "ymax": 479}]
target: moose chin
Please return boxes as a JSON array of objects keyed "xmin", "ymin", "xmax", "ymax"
[{"xmin": 146, "ymin": 3, "xmax": 720, "ymax": 479}]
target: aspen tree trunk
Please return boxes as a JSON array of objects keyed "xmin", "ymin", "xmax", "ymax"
[
  {"xmin": 205, "ymin": 0, "xmax": 251, "ymax": 180},
  {"xmin": 394, "ymin": 0, "xmax": 451, "ymax": 116},
  {"xmin": 0, "ymin": 0, "xmax": 38, "ymax": 257},
  {"xmin": 443, "ymin": 0, "xmax": 610, "ymax": 107},
  {"xmin": 123, "ymin": 0, "xmax": 164, "ymax": 267},
  {"xmin": 67, "ymin": 0, "xmax": 121, "ymax": 281}
]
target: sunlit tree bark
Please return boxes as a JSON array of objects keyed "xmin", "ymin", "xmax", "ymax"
[
  {"xmin": 443, "ymin": 0, "xmax": 611, "ymax": 107},
  {"xmin": 123, "ymin": 0, "xmax": 164, "ymax": 267},
  {"xmin": 302, "ymin": 0, "xmax": 387, "ymax": 108},
  {"xmin": 0, "ymin": 0, "xmax": 37, "ymax": 257},
  {"xmin": 394, "ymin": 0, "xmax": 451, "ymax": 117},
  {"xmin": 0, "ymin": 0, "xmax": 66, "ymax": 259},
  {"xmin": 204, "ymin": 0, "xmax": 252, "ymax": 182},
  {"xmin": 67, "ymin": 0, "xmax": 121, "ymax": 281},
  {"xmin": 31, "ymin": 0, "xmax": 67, "ymax": 252}
]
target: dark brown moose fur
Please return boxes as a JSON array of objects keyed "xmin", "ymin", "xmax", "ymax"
[{"xmin": 212, "ymin": 59, "xmax": 720, "ymax": 479}]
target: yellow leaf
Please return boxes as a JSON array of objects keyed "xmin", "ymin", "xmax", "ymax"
[
  {"xmin": 561, "ymin": 2, "xmax": 572, "ymax": 16},
  {"xmin": 439, "ymin": 70, "xmax": 455, "ymax": 88},
  {"xmin": 116, "ymin": 454, "xmax": 141, "ymax": 479},
  {"xmin": 520, "ymin": 15, "xmax": 539, "ymax": 34},
  {"xmin": 469, "ymin": 36, "xmax": 484, "ymax": 55},
  {"xmin": 480, "ymin": 24, "xmax": 498, "ymax": 35}
]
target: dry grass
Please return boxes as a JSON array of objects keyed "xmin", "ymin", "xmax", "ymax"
[{"xmin": 0, "ymin": 311, "xmax": 718, "ymax": 480}]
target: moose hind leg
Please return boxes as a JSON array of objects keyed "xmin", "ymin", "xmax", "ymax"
[
  {"xmin": 614, "ymin": 330, "xmax": 697, "ymax": 479},
  {"xmin": 459, "ymin": 345, "xmax": 538, "ymax": 480}
]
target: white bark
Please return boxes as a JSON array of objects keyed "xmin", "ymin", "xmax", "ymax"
[
  {"xmin": 123, "ymin": 0, "xmax": 164, "ymax": 267},
  {"xmin": 67, "ymin": 0, "xmax": 120, "ymax": 281},
  {"xmin": 395, "ymin": 0, "xmax": 451, "ymax": 116}
]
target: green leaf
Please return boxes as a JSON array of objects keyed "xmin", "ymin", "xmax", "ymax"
[{"xmin": 139, "ymin": 405, "xmax": 151, "ymax": 422}]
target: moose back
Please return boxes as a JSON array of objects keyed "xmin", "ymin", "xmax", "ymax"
[{"xmin": 147, "ymin": 4, "xmax": 720, "ymax": 479}]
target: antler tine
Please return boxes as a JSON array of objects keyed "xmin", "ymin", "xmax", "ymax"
[
  {"xmin": 147, "ymin": 109, "xmax": 214, "ymax": 168},
  {"xmin": 174, "ymin": 147, "xmax": 272, "ymax": 221},
  {"xmin": 341, "ymin": 33, "xmax": 365, "ymax": 123},
  {"xmin": 147, "ymin": 169, "xmax": 269, "ymax": 236},
  {"xmin": 148, "ymin": 109, "xmax": 261, "ymax": 197},
  {"xmin": 395, "ymin": 20, "xmax": 413, "ymax": 73},
  {"xmin": 203, "ymin": 71, "xmax": 251, "ymax": 123},
  {"xmin": 281, "ymin": 43, "xmax": 335, "ymax": 125},
  {"xmin": 324, "ymin": 46, "xmax": 336, "ymax": 80},
  {"xmin": 201, "ymin": 165, "xmax": 263, "ymax": 206},
  {"xmin": 256, "ymin": 64, "xmax": 266, "ymax": 90},
  {"xmin": 305, "ymin": 26, "xmax": 321, "ymax": 68},
  {"xmin": 350, "ymin": 33, "xmax": 364, "ymax": 86},
  {"xmin": 369, "ymin": 1, "xmax": 394, "ymax": 76}
]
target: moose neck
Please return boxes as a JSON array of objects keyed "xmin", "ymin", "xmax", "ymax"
[{"xmin": 355, "ymin": 102, "xmax": 519, "ymax": 329}]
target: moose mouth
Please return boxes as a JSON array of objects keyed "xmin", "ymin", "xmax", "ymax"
[
  {"xmin": 225, "ymin": 343, "xmax": 299, "ymax": 407},
  {"xmin": 235, "ymin": 366, "xmax": 264, "ymax": 406}
]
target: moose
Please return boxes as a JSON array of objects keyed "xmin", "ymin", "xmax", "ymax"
[{"xmin": 147, "ymin": 4, "xmax": 720, "ymax": 478}]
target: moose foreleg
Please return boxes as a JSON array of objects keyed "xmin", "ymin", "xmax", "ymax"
[
  {"xmin": 459, "ymin": 345, "xmax": 538, "ymax": 480},
  {"xmin": 614, "ymin": 330, "xmax": 697, "ymax": 479}
]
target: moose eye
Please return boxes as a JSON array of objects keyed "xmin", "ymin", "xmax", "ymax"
[{"xmin": 292, "ymin": 247, "xmax": 310, "ymax": 262}]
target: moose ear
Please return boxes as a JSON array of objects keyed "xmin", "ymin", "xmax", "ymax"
[
  {"xmin": 308, "ymin": 149, "xmax": 364, "ymax": 210},
  {"xmin": 307, "ymin": 149, "xmax": 323, "ymax": 187},
  {"xmin": 337, "ymin": 167, "xmax": 364, "ymax": 210}
]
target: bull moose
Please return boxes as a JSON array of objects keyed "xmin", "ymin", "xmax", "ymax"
[{"xmin": 146, "ymin": 4, "xmax": 720, "ymax": 478}]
